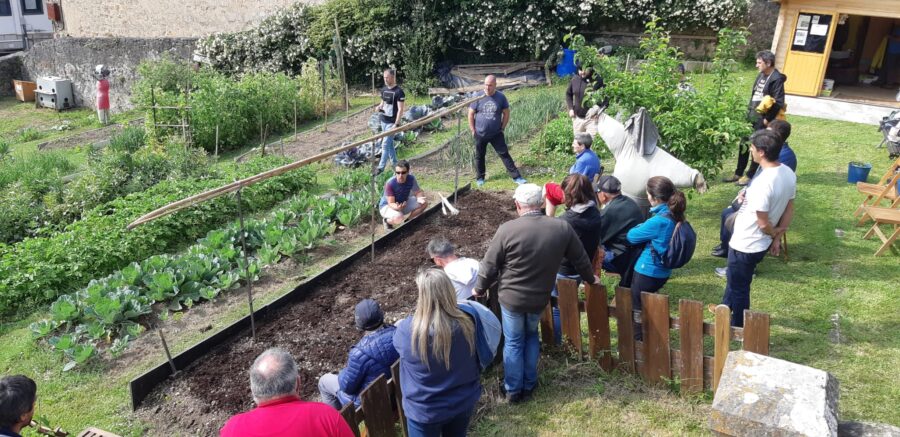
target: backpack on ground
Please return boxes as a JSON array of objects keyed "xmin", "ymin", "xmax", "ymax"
[{"xmin": 651, "ymin": 213, "xmax": 697, "ymax": 269}]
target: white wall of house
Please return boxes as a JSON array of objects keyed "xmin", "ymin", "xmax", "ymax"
[{"xmin": 57, "ymin": 0, "xmax": 324, "ymax": 38}]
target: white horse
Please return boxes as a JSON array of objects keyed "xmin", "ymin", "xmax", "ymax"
[{"xmin": 594, "ymin": 110, "xmax": 705, "ymax": 212}]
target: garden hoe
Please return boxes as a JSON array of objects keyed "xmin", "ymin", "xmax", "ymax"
[{"xmin": 439, "ymin": 193, "xmax": 459, "ymax": 216}]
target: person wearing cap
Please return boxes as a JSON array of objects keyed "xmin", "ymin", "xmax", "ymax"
[
  {"xmin": 427, "ymin": 237, "xmax": 481, "ymax": 302},
  {"xmin": 595, "ymin": 175, "xmax": 644, "ymax": 288},
  {"xmin": 317, "ymin": 299, "xmax": 399, "ymax": 410},
  {"xmin": 566, "ymin": 62, "xmax": 605, "ymax": 138},
  {"xmin": 474, "ymin": 183, "xmax": 600, "ymax": 403},
  {"xmin": 543, "ymin": 132, "xmax": 602, "ymax": 216}
]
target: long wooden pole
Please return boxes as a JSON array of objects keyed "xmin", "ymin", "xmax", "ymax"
[
  {"xmin": 236, "ymin": 189, "xmax": 257, "ymax": 341},
  {"xmin": 127, "ymin": 96, "xmax": 484, "ymax": 230}
]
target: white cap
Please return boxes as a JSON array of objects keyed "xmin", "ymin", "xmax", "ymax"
[{"xmin": 513, "ymin": 183, "xmax": 543, "ymax": 207}]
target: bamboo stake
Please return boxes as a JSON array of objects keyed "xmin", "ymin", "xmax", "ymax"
[
  {"xmin": 126, "ymin": 95, "xmax": 485, "ymax": 229},
  {"xmin": 370, "ymin": 160, "xmax": 377, "ymax": 263},
  {"xmin": 157, "ymin": 328, "xmax": 177, "ymax": 375},
  {"xmin": 321, "ymin": 60, "xmax": 329, "ymax": 133},
  {"xmin": 236, "ymin": 189, "xmax": 257, "ymax": 341},
  {"xmin": 333, "ymin": 17, "xmax": 349, "ymax": 117},
  {"xmin": 454, "ymin": 116, "xmax": 460, "ymax": 205},
  {"xmin": 150, "ymin": 87, "xmax": 158, "ymax": 138},
  {"xmin": 293, "ymin": 100, "xmax": 298, "ymax": 139},
  {"xmin": 214, "ymin": 124, "xmax": 219, "ymax": 161}
]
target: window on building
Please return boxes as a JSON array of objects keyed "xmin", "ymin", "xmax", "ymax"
[
  {"xmin": 0, "ymin": 0, "xmax": 13, "ymax": 16},
  {"xmin": 21, "ymin": 0, "xmax": 43, "ymax": 15}
]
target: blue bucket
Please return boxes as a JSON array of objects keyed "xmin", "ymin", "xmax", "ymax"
[
  {"xmin": 847, "ymin": 162, "xmax": 872, "ymax": 183},
  {"xmin": 556, "ymin": 48, "xmax": 577, "ymax": 77}
]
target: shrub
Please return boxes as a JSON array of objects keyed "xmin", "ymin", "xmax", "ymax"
[
  {"xmin": 534, "ymin": 112, "xmax": 574, "ymax": 156},
  {"xmin": 0, "ymin": 156, "xmax": 315, "ymax": 318},
  {"xmin": 568, "ymin": 22, "xmax": 752, "ymax": 177}
]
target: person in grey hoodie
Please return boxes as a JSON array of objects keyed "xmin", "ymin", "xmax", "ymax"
[{"xmin": 427, "ymin": 237, "xmax": 480, "ymax": 302}]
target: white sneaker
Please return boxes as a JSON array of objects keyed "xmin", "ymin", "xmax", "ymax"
[{"xmin": 714, "ymin": 267, "xmax": 727, "ymax": 278}]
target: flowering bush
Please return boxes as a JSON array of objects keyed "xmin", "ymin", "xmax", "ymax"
[
  {"xmin": 568, "ymin": 21, "xmax": 752, "ymax": 177},
  {"xmin": 195, "ymin": 0, "xmax": 749, "ymax": 80}
]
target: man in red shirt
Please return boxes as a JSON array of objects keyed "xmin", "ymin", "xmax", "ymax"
[{"xmin": 220, "ymin": 348, "xmax": 355, "ymax": 437}]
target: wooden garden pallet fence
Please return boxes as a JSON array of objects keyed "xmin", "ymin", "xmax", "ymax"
[
  {"xmin": 339, "ymin": 361, "xmax": 407, "ymax": 437},
  {"xmin": 544, "ymin": 279, "xmax": 771, "ymax": 392}
]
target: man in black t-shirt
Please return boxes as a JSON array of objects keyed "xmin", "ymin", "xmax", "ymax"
[{"xmin": 375, "ymin": 69, "xmax": 406, "ymax": 175}]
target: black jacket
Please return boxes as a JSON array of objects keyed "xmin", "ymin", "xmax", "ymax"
[
  {"xmin": 747, "ymin": 69, "xmax": 787, "ymax": 123},
  {"xmin": 566, "ymin": 73, "xmax": 604, "ymax": 118},
  {"xmin": 599, "ymin": 195, "xmax": 644, "ymax": 257},
  {"xmin": 558, "ymin": 204, "xmax": 603, "ymax": 276}
]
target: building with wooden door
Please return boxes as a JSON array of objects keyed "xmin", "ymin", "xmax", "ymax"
[{"xmin": 771, "ymin": 0, "xmax": 900, "ymax": 106}]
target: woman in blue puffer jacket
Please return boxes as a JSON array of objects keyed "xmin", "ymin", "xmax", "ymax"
[
  {"xmin": 626, "ymin": 176, "xmax": 687, "ymax": 339},
  {"xmin": 318, "ymin": 298, "xmax": 399, "ymax": 409}
]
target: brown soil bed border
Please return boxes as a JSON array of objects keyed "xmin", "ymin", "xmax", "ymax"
[{"xmin": 128, "ymin": 183, "xmax": 470, "ymax": 410}]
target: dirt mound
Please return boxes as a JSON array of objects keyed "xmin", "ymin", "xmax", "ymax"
[{"xmin": 137, "ymin": 190, "xmax": 515, "ymax": 436}]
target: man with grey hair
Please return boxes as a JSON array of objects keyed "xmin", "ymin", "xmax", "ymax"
[
  {"xmin": 220, "ymin": 348, "xmax": 354, "ymax": 437},
  {"xmin": 724, "ymin": 49, "xmax": 786, "ymax": 186},
  {"xmin": 427, "ymin": 237, "xmax": 480, "ymax": 301},
  {"xmin": 474, "ymin": 184, "xmax": 599, "ymax": 403},
  {"xmin": 543, "ymin": 132, "xmax": 602, "ymax": 216}
]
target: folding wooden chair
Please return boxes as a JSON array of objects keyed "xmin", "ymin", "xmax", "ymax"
[
  {"xmin": 854, "ymin": 157, "xmax": 900, "ymax": 226},
  {"xmin": 862, "ymin": 206, "xmax": 900, "ymax": 256}
]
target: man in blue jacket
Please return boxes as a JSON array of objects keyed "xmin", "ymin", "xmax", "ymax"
[{"xmin": 318, "ymin": 299, "xmax": 399, "ymax": 410}]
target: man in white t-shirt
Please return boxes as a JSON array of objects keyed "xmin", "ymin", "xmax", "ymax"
[
  {"xmin": 721, "ymin": 130, "xmax": 796, "ymax": 327},
  {"xmin": 426, "ymin": 237, "xmax": 480, "ymax": 302}
]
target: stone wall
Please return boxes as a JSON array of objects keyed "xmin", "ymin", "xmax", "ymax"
[
  {"xmin": 9, "ymin": 38, "xmax": 195, "ymax": 112},
  {"xmin": 57, "ymin": 0, "xmax": 323, "ymax": 38},
  {"xmin": 0, "ymin": 52, "xmax": 25, "ymax": 97},
  {"xmin": 748, "ymin": 0, "xmax": 782, "ymax": 54}
]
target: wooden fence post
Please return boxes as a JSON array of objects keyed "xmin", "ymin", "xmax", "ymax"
[
  {"xmin": 557, "ymin": 279, "xmax": 582, "ymax": 357},
  {"xmin": 391, "ymin": 362, "xmax": 408, "ymax": 437},
  {"xmin": 339, "ymin": 403, "xmax": 360, "ymax": 437},
  {"xmin": 585, "ymin": 282, "xmax": 612, "ymax": 371},
  {"xmin": 360, "ymin": 375, "xmax": 395, "ymax": 437},
  {"xmin": 742, "ymin": 311, "xmax": 770, "ymax": 355},
  {"xmin": 678, "ymin": 299, "xmax": 704, "ymax": 393},
  {"xmin": 540, "ymin": 303, "xmax": 555, "ymax": 346},
  {"xmin": 615, "ymin": 287, "xmax": 635, "ymax": 373},
  {"xmin": 713, "ymin": 305, "xmax": 731, "ymax": 393},
  {"xmin": 641, "ymin": 292, "xmax": 671, "ymax": 384}
]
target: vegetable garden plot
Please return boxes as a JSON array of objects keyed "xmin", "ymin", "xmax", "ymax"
[{"xmin": 136, "ymin": 190, "xmax": 516, "ymax": 436}]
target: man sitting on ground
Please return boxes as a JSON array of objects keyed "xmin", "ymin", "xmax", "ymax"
[
  {"xmin": 427, "ymin": 238, "xmax": 481, "ymax": 302},
  {"xmin": 544, "ymin": 132, "xmax": 602, "ymax": 216},
  {"xmin": 595, "ymin": 175, "xmax": 644, "ymax": 288},
  {"xmin": 318, "ymin": 299, "xmax": 399, "ymax": 411},
  {"xmin": 379, "ymin": 160, "xmax": 428, "ymax": 230},
  {"xmin": 221, "ymin": 348, "xmax": 355, "ymax": 437},
  {"xmin": 0, "ymin": 375, "xmax": 37, "ymax": 437}
]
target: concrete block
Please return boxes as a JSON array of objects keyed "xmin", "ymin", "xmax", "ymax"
[{"xmin": 710, "ymin": 351, "xmax": 839, "ymax": 437}]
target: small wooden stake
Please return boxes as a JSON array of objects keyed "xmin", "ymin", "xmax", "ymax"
[
  {"xmin": 214, "ymin": 124, "xmax": 219, "ymax": 161},
  {"xmin": 454, "ymin": 116, "xmax": 460, "ymax": 204},
  {"xmin": 293, "ymin": 100, "xmax": 298, "ymax": 138},
  {"xmin": 370, "ymin": 160, "xmax": 377, "ymax": 263},
  {"xmin": 236, "ymin": 188, "xmax": 257, "ymax": 341},
  {"xmin": 157, "ymin": 328, "xmax": 177, "ymax": 375}
]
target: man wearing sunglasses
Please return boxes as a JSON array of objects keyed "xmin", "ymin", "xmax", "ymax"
[{"xmin": 379, "ymin": 160, "xmax": 428, "ymax": 229}]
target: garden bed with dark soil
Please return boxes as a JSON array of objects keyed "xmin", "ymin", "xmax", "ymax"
[{"xmin": 137, "ymin": 190, "xmax": 515, "ymax": 436}]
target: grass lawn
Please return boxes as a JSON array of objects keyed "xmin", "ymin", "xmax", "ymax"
[{"xmin": 0, "ymin": 81, "xmax": 897, "ymax": 435}]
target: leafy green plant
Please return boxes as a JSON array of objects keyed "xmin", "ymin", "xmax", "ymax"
[
  {"xmin": 533, "ymin": 112, "xmax": 574, "ymax": 156},
  {"xmin": 568, "ymin": 22, "xmax": 752, "ymax": 177},
  {"xmin": 16, "ymin": 127, "xmax": 45, "ymax": 143}
]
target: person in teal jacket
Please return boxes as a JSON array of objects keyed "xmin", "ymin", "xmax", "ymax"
[{"xmin": 626, "ymin": 176, "xmax": 687, "ymax": 339}]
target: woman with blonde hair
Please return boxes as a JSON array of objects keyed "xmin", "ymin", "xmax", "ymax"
[{"xmin": 393, "ymin": 269, "xmax": 480, "ymax": 437}]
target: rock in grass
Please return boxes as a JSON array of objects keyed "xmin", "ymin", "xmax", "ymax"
[{"xmin": 710, "ymin": 351, "xmax": 839, "ymax": 437}]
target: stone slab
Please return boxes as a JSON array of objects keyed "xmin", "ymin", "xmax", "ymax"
[
  {"xmin": 710, "ymin": 351, "xmax": 839, "ymax": 437},
  {"xmin": 839, "ymin": 421, "xmax": 900, "ymax": 437}
]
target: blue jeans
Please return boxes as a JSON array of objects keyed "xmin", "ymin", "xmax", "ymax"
[
  {"xmin": 406, "ymin": 409, "xmax": 473, "ymax": 437},
  {"xmin": 501, "ymin": 306, "xmax": 541, "ymax": 395},
  {"xmin": 720, "ymin": 205, "xmax": 738, "ymax": 247},
  {"xmin": 723, "ymin": 247, "xmax": 767, "ymax": 327},
  {"xmin": 551, "ymin": 273, "xmax": 581, "ymax": 345},
  {"xmin": 378, "ymin": 121, "xmax": 397, "ymax": 171}
]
